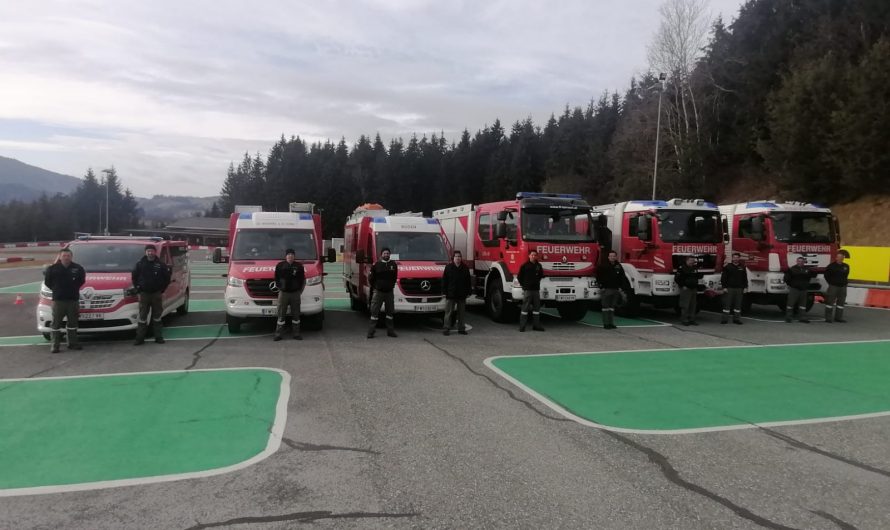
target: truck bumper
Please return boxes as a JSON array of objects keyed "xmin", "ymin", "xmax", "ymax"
[
  {"xmin": 224, "ymin": 283, "xmax": 324, "ymax": 318},
  {"xmin": 511, "ymin": 277, "xmax": 600, "ymax": 302},
  {"xmin": 37, "ymin": 300, "xmax": 141, "ymax": 333},
  {"xmin": 392, "ymin": 286, "xmax": 446, "ymax": 314}
]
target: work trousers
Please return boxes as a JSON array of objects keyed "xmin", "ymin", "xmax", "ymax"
[
  {"xmin": 276, "ymin": 291, "xmax": 302, "ymax": 337},
  {"xmin": 136, "ymin": 292, "xmax": 164, "ymax": 340},
  {"xmin": 678, "ymin": 287, "xmax": 698, "ymax": 324},
  {"xmin": 51, "ymin": 299, "xmax": 80, "ymax": 349},
  {"xmin": 824, "ymin": 285, "xmax": 847, "ymax": 322},
  {"xmin": 785, "ymin": 288, "xmax": 809, "ymax": 321},
  {"xmin": 444, "ymin": 298, "xmax": 467, "ymax": 332},
  {"xmin": 601, "ymin": 288, "xmax": 621, "ymax": 327},
  {"xmin": 519, "ymin": 290, "xmax": 542, "ymax": 330},
  {"xmin": 369, "ymin": 290, "xmax": 395, "ymax": 332},
  {"xmin": 722, "ymin": 288, "xmax": 744, "ymax": 323}
]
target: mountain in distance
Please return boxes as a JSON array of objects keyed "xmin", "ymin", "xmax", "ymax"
[
  {"xmin": 137, "ymin": 195, "xmax": 220, "ymax": 222},
  {"xmin": 0, "ymin": 155, "xmax": 81, "ymax": 202}
]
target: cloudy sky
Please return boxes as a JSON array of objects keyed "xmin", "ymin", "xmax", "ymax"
[{"xmin": 0, "ymin": 0, "xmax": 745, "ymax": 197}]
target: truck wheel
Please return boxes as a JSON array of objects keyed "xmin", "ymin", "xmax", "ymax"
[
  {"xmin": 302, "ymin": 311, "xmax": 324, "ymax": 331},
  {"xmin": 556, "ymin": 301, "xmax": 588, "ymax": 321},
  {"xmin": 226, "ymin": 314, "xmax": 242, "ymax": 334},
  {"xmin": 617, "ymin": 292, "xmax": 640, "ymax": 317},
  {"xmin": 741, "ymin": 296, "xmax": 753, "ymax": 315},
  {"xmin": 486, "ymin": 278, "xmax": 519, "ymax": 323},
  {"xmin": 177, "ymin": 290, "xmax": 189, "ymax": 315},
  {"xmin": 349, "ymin": 294, "xmax": 362, "ymax": 311}
]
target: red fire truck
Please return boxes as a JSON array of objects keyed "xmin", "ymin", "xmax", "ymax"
[
  {"xmin": 343, "ymin": 204, "xmax": 449, "ymax": 314},
  {"xmin": 719, "ymin": 201, "xmax": 840, "ymax": 312},
  {"xmin": 594, "ymin": 199, "xmax": 724, "ymax": 314},
  {"xmin": 433, "ymin": 192, "xmax": 603, "ymax": 322},
  {"xmin": 223, "ymin": 203, "xmax": 336, "ymax": 333}
]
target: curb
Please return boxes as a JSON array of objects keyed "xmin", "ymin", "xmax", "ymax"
[{"xmin": 0, "ymin": 257, "xmax": 37, "ymax": 264}]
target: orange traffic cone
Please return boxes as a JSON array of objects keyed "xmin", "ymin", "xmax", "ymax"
[{"xmin": 14, "ymin": 294, "xmax": 24, "ymax": 305}]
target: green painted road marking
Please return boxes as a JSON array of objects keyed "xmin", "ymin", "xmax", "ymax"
[
  {"xmin": 0, "ymin": 335, "xmax": 46, "ymax": 347},
  {"xmin": 192, "ymin": 278, "xmax": 226, "ymax": 287},
  {"xmin": 0, "ymin": 368, "xmax": 289, "ymax": 496},
  {"xmin": 326, "ymin": 298, "xmax": 352, "ymax": 311},
  {"xmin": 0, "ymin": 282, "xmax": 41, "ymax": 294},
  {"xmin": 487, "ymin": 340, "xmax": 890, "ymax": 434},
  {"xmin": 541, "ymin": 308, "xmax": 666, "ymax": 327}
]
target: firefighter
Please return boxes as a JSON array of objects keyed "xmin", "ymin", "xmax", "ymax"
[
  {"xmin": 518, "ymin": 249, "xmax": 545, "ymax": 332},
  {"xmin": 675, "ymin": 255, "xmax": 701, "ymax": 326},
  {"xmin": 43, "ymin": 247, "xmax": 86, "ymax": 353},
  {"xmin": 442, "ymin": 250, "xmax": 471, "ymax": 336},
  {"xmin": 823, "ymin": 251, "xmax": 850, "ymax": 323},
  {"xmin": 367, "ymin": 247, "xmax": 398, "ymax": 339},
  {"xmin": 720, "ymin": 252, "xmax": 748, "ymax": 325},
  {"xmin": 132, "ymin": 245, "xmax": 172, "ymax": 345},
  {"xmin": 274, "ymin": 248, "xmax": 305, "ymax": 341},
  {"xmin": 783, "ymin": 256, "xmax": 814, "ymax": 323},
  {"xmin": 596, "ymin": 250, "xmax": 631, "ymax": 329}
]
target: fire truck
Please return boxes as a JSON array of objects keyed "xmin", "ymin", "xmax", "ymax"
[
  {"xmin": 343, "ymin": 204, "xmax": 449, "ymax": 314},
  {"xmin": 224, "ymin": 204, "xmax": 336, "ymax": 333},
  {"xmin": 719, "ymin": 201, "xmax": 840, "ymax": 312},
  {"xmin": 433, "ymin": 192, "xmax": 603, "ymax": 322},
  {"xmin": 594, "ymin": 199, "xmax": 724, "ymax": 314}
]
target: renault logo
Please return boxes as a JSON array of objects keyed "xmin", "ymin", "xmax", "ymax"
[
  {"xmin": 81, "ymin": 287, "xmax": 95, "ymax": 300},
  {"xmin": 269, "ymin": 281, "xmax": 279, "ymax": 293},
  {"xmin": 420, "ymin": 280, "xmax": 431, "ymax": 291},
  {"xmin": 561, "ymin": 256, "xmax": 568, "ymax": 264}
]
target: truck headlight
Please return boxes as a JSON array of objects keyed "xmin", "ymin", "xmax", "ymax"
[
  {"xmin": 588, "ymin": 280, "xmax": 597, "ymax": 288},
  {"xmin": 40, "ymin": 284, "xmax": 53, "ymax": 298},
  {"xmin": 227, "ymin": 276, "xmax": 244, "ymax": 287},
  {"xmin": 306, "ymin": 276, "xmax": 322, "ymax": 286},
  {"xmin": 123, "ymin": 286, "xmax": 138, "ymax": 297}
]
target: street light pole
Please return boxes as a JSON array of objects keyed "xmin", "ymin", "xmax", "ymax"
[
  {"xmin": 101, "ymin": 169, "xmax": 111, "ymax": 235},
  {"xmin": 652, "ymin": 73, "xmax": 666, "ymax": 201}
]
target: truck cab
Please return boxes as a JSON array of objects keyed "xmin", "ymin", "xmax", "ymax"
[
  {"xmin": 223, "ymin": 204, "xmax": 335, "ymax": 333},
  {"xmin": 719, "ymin": 201, "xmax": 839, "ymax": 312},
  {"xmin": 343, "ymin": 204, "xmax": 449, "ymax": 314}
]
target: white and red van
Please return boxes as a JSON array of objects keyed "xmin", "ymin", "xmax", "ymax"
[
  {"xmin": 343, "ymin": 204, "xmax": 450, "ymax": 314},
  {"xmin": 36, "ymin": 236, "xmax": 190, "ymax": 338}
]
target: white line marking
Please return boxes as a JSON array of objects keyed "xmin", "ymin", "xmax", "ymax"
[
  {"xmin": 700, "ymin": 310, "xmax": 826, "ymax": 323},
  {"xmin": 483, "ymin": 339, "xmax": 890, "ymax": 435},
  {"xmin": 0, "ymin": 367, "xmax": 290, "ymax": 497},
  {"xmin": 541, "ymin": 308, "xmax": 671, "ymax": 328}
]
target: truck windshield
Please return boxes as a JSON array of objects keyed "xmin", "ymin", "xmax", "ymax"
[
  {"xmin": 70, "ymin": 244, "xmax": 150, "ymax": 273},
  {"xmin": 657, "ymin": 210, "xmax": 721, "ymax": 243},
  {"xmin": 521, "ymin": 208, "xmax": 594, "ymax": 242},
  {"xmin": 232, "ymin": 229, "xmax": 317, "ymax": 260},
  {"xmin": 376, "ymin": 232, "xmax": 448, "ymax": 261},
  {"xmin": 770, "ymin": 213, "xmax": 833, "ymax": 243}
]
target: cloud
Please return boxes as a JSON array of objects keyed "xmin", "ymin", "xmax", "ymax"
[{"xmin": 0, "ymin": 0, "xmax": 745, "ymax": 196}]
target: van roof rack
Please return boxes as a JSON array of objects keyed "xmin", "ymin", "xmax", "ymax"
[{"xmin": 76, "ymin": 235, "xmax": 163, "ymax": 242}]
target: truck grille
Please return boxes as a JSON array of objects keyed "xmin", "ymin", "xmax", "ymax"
[
  {"xmin": 245, "ymin": 279, "xmax": 278, "ymax": 298},
  {"xmin": 400, "ymin": 278, "xmax": 443, "ymax": 296},
  {"xmin": 672, "ymin": 254, "xmax": 717, "ymax": 271},
  {"xmin": 549, "ymin": 262, "xmax": 576, "ymax": 271},
  {"xmin": 79, "ymin": 294, "xmax": 118, "ymax": 310}
]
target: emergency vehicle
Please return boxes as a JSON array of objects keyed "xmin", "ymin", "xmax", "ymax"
[
  {"xmin": 433, "ymin": 192, "xmax": 603, "ymax": 322},
  {"xmin": 37, "ymin": 236, "xmax": 190, "ymax": 338},
  {"xmin": 224, "ymin": 204, "xmax": 336, "ymax": 333},
  {"xmin": 343, "ymin": 204, "xmax": 449, "ymax": 314},
  {"xmin": 719, "ymin": 201, "xmax": 840, "ymax": 312},
  {"xmin": 594, "ymin": 199, "xmax": 725, "ymax": 314}
]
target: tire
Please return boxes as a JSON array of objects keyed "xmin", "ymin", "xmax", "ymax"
[
  {"xmin": 177, "ymin": 290, "xmax": 189, "ymax": 315},
  {"xmin": 617, "ymin": 291, "xmax": 640, "ymax": 317},
  {"xmin": 741, "ymin": 296, "xmax": 753, "ymax": 315},
  {"xmin": 302, "ymin": 311, "xmax": 324, "ymax": 331},
  {"xmin": 556, "ymin": 301, "xmax": 588, "ymax": 321},
  {"xmin": 226, "ymin": 314, "xmax": 242, "ymax": 334},
  {"xmin": 349, "ymin": 285, "xmax": 362, "ymax": 311},
  {"xmin": 485, "ymin": 277, "xmax": 519, "ymax": 323}
]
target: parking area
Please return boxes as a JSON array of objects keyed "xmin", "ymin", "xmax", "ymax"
[{"xmin": 1, "ymin": 252, "xmax": 889, "ymax": 529}]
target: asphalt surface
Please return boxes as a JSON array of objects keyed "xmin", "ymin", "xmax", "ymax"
[{"xmin": 1, "ymin": 254, "xmax": 889, "ymax": 529}]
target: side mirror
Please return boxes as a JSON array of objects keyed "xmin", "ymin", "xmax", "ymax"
[
  {"xmin": 496, "ymin": 211, "xmax": 509, "ymax": 222},
  {"xmin": 212, "ymin": 247, "xmax": 223, "ymax": 263},
  {"xmin": 495, "ymin": 221, "xmax": 507, "ymax": 239},
  {"xmin": 751, "ymin": 216, "xmax": 765, "ymax": 241},
  {"xmin": 636, "ymin": 215, "xmax": 651, "ymax": 241},
  {"xmin": 326, "ymin": 247, "xmax": 337, "ymax": 263},
  {"xmin": 832, "ymin": 215, "xmax": 841, "ymax": 244}
]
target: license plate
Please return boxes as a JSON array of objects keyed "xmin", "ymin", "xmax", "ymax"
[
  {"xmin": 79, "ymin": 313, "xmax": 104, "ymax": 320},
  {"xmin": 414, "ymin": 305, "xmax": 437, "ymax": 312},
  {"xmin": 261, "ymin": 307, "xmax": 277, "ymax": 316},
  {"xmin": 555, "ymin": 294, "xmax": 576, "ymax": 302}
]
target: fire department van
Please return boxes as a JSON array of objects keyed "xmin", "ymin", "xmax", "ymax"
[
  {"xmin": 343, "ymin": 204, "xmax": 449, "ymax": 314},
  {"xmin": 37, "ymin": 236, "xmax": 190, "ymax": 338},
  {"xmin": 434, "ymin": 192, "xmax": 604, "ymax": 322},
  {"xmin": 719, "ymin": 201, "xmax": 840, "ymax": 312},
  {"xmin": 594, "ymin": 199, "xmax": 725, "ymax": 314},
  {"xmin": 223, "ymin": 204, "xmax": 336, "ymax": 333}
]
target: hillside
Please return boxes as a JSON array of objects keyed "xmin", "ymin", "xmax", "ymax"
[
  {"xmin": 0, "ymin": 156, "xmax": 80, "ymax": 202},
  {"xmin": 830, "ymin": 196, "xmax": 890, "ymax": 247},
  {"xmin": 137, "ymin": 195, "xmax": 219, "ymax": 222}
]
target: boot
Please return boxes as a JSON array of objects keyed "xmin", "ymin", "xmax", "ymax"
[
  {"xmin": 51, "ymin": 330, "xmax": 62, "ymax": 354},
  {"xmin": 367, "ymin": 319, "xmax": 377, "ymax": 339},
  {"xmin": 824, "ymin": 306, "xmax": 833, "ymax": 323},
  {"xmin": 720, "ymin": 311, "xmax": 729, "ymax": 324},
  {"xmin": 134, "ymin": 323, "xmax": 147, "ymax": 345},
  {"xmin": 153, "ymin": 319, "xmax": 165, "ymax": 343},
  {"xmin": 385, "ymin": 316, "xmax": 397, "ymax": 337},
  {"xmin": 292, "ymin": 320, "xmax": 302, "ymax": 340},
  {"xmin": 732, "ymin": 312, "xmax": 743, "ymax": 325},
  {"xmin": 273, "ymin": 324, "xmax": 284, "ymax": 341},
  {"xmin": 835, "ymin": 307, "xmax": 846, "ymax": 323},
  {"xmin": 67, "ymin": 328, "xmax": 82, "ymax": 350},
  {"xmin": 532, "ymin": 312, "xmax": 545, "ymax": 332},
  {"xmin": 519, "ymin": 312, "xmax": 528, "ymax": 332}
]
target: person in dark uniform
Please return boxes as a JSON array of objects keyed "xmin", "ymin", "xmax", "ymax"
[
  {"xmin": 824, "ymin": 251, "xmax": 850, "ymax": 323},
  {"xmin": 675, "ymin": 255, "xmax": 701, "ymax": 326},
  {"xmin": 720, "ymin": 252, "xmax": 748, "ymax": 325},
  {"xmin": 518, "ymin": 250, "xmax": 545, "ymax": 332},
  {"xmin": 274, "ymin": 248, "xmax": 305, "ymax": 341},
  {"xmin": 132, "ymin": 245, "xmax": 172, "ymax": 345},
  {"xmin": 784, "ymin": 256, "xmax": 814, "ymax": 323},
  {"xmin": 596, "ymin": 250, "xmax": 631, "ymax": 329},
  {"xmin": 367, "ymin": 247, "xmax": 398, "ymax": 339},
  {"xmin": 44, "ymin": 247, "xmax": 86, "ymax": 353},
  {"xmin": 442, "ymin": 250, "xmax": 471, "ymax": 336}
]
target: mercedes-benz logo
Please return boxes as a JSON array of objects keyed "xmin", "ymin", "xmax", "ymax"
[
  {"xmin": 420, "ymin": 280, "xmax": 431, "ymax": 291},
  {"xmin": 269, "ymin": 281, "xmax": 279, "ymax": 293}
]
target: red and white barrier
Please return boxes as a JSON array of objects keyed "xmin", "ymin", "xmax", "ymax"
[
  {"xmin": 847, "ymin": 286, "xmax": 890, "ymax": 309},
  {"xmin": 0, "ymin": 257, "xmax": 36, "ymax": 263},
  {"xmin": 187, "ymin": 246, "xmax": 219, "ymax": 250},
  {"xmin": 1, "ymin": 241, "xmax": 66, "ymax": 249}
]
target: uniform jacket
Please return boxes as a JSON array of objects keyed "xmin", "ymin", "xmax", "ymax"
[
  {"xmin": 132, "ymin": 257, "xmax": 172, "ymax": 294},
  {"xmin": 721, "ymin": 262, "xmax": 749, "ymax": 290},
  {"xmin": 784, "ymin": 264, "xmax": 814, "ymax": 290},
  {"xmin": 275, "ymin": 260, "xmax": 306, "ymax": 293},
  {"xmin": 674, "ymin": 264, "xmax": 701, "ymax": 290},
  {"xmin": 369, "ymin": 259, "xmax": 398, "ymax": 292},
  {"xmin": 518, "ymin": 261, "xmax": 544, "ymax": 291},
  {"xmin": 824, "ymin": 262, "xmax": 850, "ymax": 287},
  {"xmin": 44, "ymin": 261, "xmax": 86, "ymax": 301},
  {"xmin": 596, "ymin": 261, "xmax": 631, "ymax": 291},
  {"xmin": 442, "ymin": 262, "xmax": 472, "ymax": 300}
]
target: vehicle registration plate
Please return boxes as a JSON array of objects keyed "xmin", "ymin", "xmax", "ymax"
[
  {"xmin": 555, "ymin": 294, "xmax": 576, "ymax": 302},
  {"xmin": 261, "ymin": 307, "xmax": 277, "ymax": 316},
  {"xmin": 79, "ymin": 313, "xmax": 104, "ymax": 320},
  {"xmin": 414, "ymin": 305, "xmax": 437, "ymax": 312}
]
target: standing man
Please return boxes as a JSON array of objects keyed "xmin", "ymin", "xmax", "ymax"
[
  {"xmin": 784, "ymin": 256, "xmax": 814, "ymax": 323},
  {"xmin": 675, "ymin": 255, "xmax": 701, "ymax": 326},
  {"xmin": 720, "ymin": 252, "xmax": 748, "ymax": 325},
  {"xmin": 596, "ymin": 250, "xmax": 631, "ymax": 330},
  {"xmin": 133, "ymin": 245, "xmax": 172, "ymax": 345},
  {"xmin": 442, "ymin": 250, "xmax": 471, "ymax": 336},
  {"xmin": 824, "ymin": 251, "xmax": 850, "ymax": 323},
  {"xmin": 274, "ymin": 248, "xmax": 305, "ymax": 341},
  {"xmin": 44, "ymin": 248, "xmax": 86, "ymax": 353},
  {"xmin": 518, "ymin": 249, "xmax": 545, "ymax": 332},
  {"xmin": 367, "ymin": 247, "xmax": 398, "ymax": 339}
]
